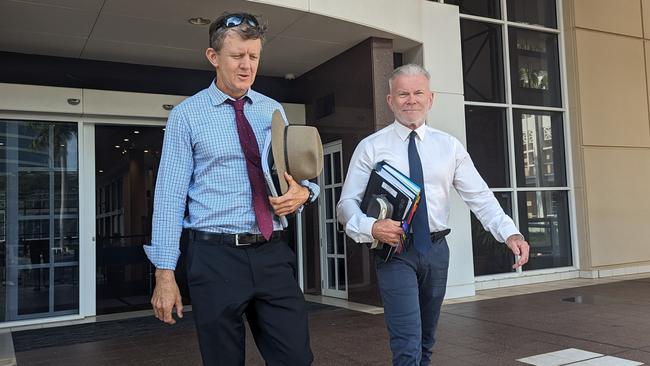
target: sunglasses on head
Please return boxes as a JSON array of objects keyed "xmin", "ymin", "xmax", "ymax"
[{"xmin": 216, "ymin": 14, "xmax": 259, "ymax": 30}]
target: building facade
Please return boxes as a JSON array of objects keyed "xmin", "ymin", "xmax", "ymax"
[{"xmin": 0, "ymin": 0, "xmax": 648, "ymax": 327}]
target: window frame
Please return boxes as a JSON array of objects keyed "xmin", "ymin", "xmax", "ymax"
[{"xmin": 441, "ymin": 0, "xmax": 579, "ymax": 277}]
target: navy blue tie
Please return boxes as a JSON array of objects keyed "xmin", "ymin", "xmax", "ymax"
[{"xmin": 408, "ymin": 131, "xmax": 432, "ymax": 254}]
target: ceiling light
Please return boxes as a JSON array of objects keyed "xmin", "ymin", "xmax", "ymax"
[
  {"xmin": 123, "ymin": 138, "xmax": 129, "ymax": 142},
  {"xmin": 0, "ymin": 142, "xmax": 4, "ymax": 146},
  {"xmin": 99, "ymin": 170, "xmax": 104, "ymax": 173},
  {"xmin": 133, "ymin": 130, "xmax": 140, "ymax": 134},
  {"xmin": 115, "ymin": 145, "xmax": 120, "ymax": 148},
  {"xmin": 188, "ymin": 17, "xmax": 211, "ymax": 26},
  {"xmin": 144, "ymin": 150, "xmax": 149, "ymax": 153}
]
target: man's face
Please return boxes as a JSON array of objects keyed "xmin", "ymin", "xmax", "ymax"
[
  {"xmin": 206, "ymin": 31, "xmax": 261, "ymax": 99},
  {"xmin": 386, "ymin": 74, "xmax": 434, "ymax": 129}
]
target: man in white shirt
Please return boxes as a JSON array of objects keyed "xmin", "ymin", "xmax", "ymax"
[{"xmin": 337, "ymin": 63, "xmax": 530, "ymax": 366}]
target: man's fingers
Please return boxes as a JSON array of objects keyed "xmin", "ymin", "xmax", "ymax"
[
  {"xmin": 162, "ymin": 305, "xmax": 175, "ymax": 324},
  {"xmin": 176, "ymin": 299, "xmax": 184, "ymax": 319},
  {"xmin": 511, "ymin": 241, "xmax": 530, "ymax": 269},
  {"xmin": 284, "ymin": 172, "xmax": 297, "ymax": 186}
]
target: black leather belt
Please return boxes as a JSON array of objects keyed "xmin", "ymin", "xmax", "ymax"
[
  {"xmin": 189, "ymin": 230, "xmax": 285, "ymax": 247},
  {"xmin": 430, "ymin": 229, "xmax": 451, "ymax": 242}
]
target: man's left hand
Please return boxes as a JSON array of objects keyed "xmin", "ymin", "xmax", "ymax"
[
  {"xmin": 506, "ymin": 234, "xmax": 530, "ymax": 269},
  {"xmin": 269, "ymin": 172, "xmax": 310, "ymax": 216}
]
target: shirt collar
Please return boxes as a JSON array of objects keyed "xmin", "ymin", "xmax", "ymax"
[
  {"xmin": 207, "ymin": 79, "xmax": 260, "ymax": 106},
  {"xmin": 393, "ymin": 120, "xmax": 427, "ymax": 142}
]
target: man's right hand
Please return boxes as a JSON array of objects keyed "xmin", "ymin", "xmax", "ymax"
[
  {"xmin": 151, "ymin": 269, "xmax": 184, "ymax": 325},
  {"xmin": 371, "ymin": 219, "xmax": 404, "ymax": 247}
]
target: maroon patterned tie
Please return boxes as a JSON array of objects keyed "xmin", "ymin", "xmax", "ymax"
[{"xmin": 225, "ymin": 98, "xmax": 273, "ymax": 240}]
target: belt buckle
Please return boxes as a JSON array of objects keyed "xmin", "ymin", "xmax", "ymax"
[{"xmin": 235, "ymin": 234, "xmax": 251, "ymax": 247}]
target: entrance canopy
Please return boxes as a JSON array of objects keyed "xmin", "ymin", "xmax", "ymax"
[{"xmin": 0, "ymin": 0, "xmax": 420, "ymax": 77}]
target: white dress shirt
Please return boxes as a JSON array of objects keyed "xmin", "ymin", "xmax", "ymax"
[{"xmin": 336, "ymin": 121, "xmax": 521, "ymax": 244}]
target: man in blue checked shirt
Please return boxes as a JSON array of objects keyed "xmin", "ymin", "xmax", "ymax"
[{"xmin": 144, "ymin": 12, "xmax": 318, "ymax": 366}]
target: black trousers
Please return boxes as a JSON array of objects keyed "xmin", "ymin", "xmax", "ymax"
[{"xmin": 186, "ymin": 234, "xmax": 313, "ymax": 366}]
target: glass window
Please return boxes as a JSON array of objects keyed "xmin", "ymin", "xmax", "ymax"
[
  {"xmin": 445, "ymin": 0, "xmax": 501, "ymax": 19},
  {"xmin": 507, "ymin": 0, "xmax": 557, "ymax": 28},
  {"xmin": 1, "ymin": 119, "xmax": 79, "ymax": 321},
  {"xmin": 461, "ymin": 20, "xmax": 506, "ymax": 103},
  {"xmin": 54, "ymin": 266, "xmax": 79, "ymax": 311},
  {"xmin": 518, "ymin": 191, "xmax": 572, "ymax": 270},
  {"xmin": 18, "ymin": 122, "xmax": 50, "ymax": 168},
  {"xmin": 465, "ymin": 106, "xmax": 510, "ymax": 188},
  {"xmin": 509, "ymin": 28, "xmax": 562, "ymax": 107},
  {"xmin": 513, "ymin": 110, "xmax": 566, "ymax": 187},
  {"xmin": 18, "ymin": 269, "xmax": 50, "ymax": 315},
  {"xmin": 472, "ymin": 192, "xmax": 514, "ymax": 275},
  {"xmin": 18, "ymin": 171, "xmax": 49, "ymax": 215}
]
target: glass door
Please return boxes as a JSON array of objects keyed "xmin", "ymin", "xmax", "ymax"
[
  {"xmin": 318, "ymin": 141, "xmax": 347, "ymax": 299},
  {"xmin": 0, "ymin": 119, "xmax": 80, "ymax": 321},
  {"xmin": 94, "ymin": 124, "xmax": 171, "ymax": 314}
]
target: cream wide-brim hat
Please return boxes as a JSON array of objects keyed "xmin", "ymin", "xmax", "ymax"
[{"xmin": 271, "ymin": 110, "xmax": 324, "ymax": 195}]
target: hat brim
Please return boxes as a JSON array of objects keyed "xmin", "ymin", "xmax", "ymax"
[{"xmin": 271, "ymin": 110, "xmax": 289, "ymax": 195}]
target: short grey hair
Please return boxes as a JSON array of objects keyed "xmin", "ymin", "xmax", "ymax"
[
  {"xmin": 209, "ymin": 13, "xmax": 268, "ymax": 52},
  {"xmin": 388, "ymin": 63, "xmax": 431, "ymax": 90}
]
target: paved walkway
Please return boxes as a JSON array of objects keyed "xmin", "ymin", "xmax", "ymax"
[{"xmin": 10, "ymin": 274, "xmax": 650, "ymax": 365}]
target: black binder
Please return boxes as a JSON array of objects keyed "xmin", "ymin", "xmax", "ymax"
[{"xmin": 360, "ymin": 162, "xmax": 420, "ymax": 261}]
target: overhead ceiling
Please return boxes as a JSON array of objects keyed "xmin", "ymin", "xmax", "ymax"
[{"xmin": 0, "ymin": 0, "xmax": 420, "ymax": 77}]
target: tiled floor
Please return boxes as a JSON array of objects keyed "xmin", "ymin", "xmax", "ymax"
[{"xmin": 11, "ymin": 274, "xmax": 650, "ymax": 365}]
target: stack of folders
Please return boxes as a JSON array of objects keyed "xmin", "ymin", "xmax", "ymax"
[
  {"xmin": 261, "ymin": 131, "xmax": 289, "ymax": 228},
  {"xmin": 360, "ymin": 161, "xmax": 421, "ymax": 262}
]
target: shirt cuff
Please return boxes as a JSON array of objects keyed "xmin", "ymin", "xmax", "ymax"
[
  {"xmin": 359, "ymin": 216, "xmax": 377, "ymax": 243},
  {"xmin": 500, "ymin": 227, "xmax": 522, "ymax": 244},
  {"xmin": 143, "ymin": 243, "xmax": 181, "ymax": 270}
]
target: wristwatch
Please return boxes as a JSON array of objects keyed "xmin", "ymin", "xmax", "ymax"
[{"xmin": 307, "ymin": 187, "xmax": 315, "ymax": 204}]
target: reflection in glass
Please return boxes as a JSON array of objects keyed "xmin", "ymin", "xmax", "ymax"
[
  {"xmin": 54, "ymin": 172, "xmax": 79, "ymax": 214},
  {"xmin": 18, "ymin": 171, "xmax": 49, "ymax": 215},
  {"xmin": 53, "ymin": 124, "xmax": 78, "ymax": 170},
  {"xmin": 460, "ymin": 20, "xmax": 505, "ymax": 103},
  {"xmin": 18, "ymin": 122, "xmax": 50, "ymax": 168},
  {"xmin": 1, "ymin": 119, "xmax": 79, "ymax": 321},
  {"xmin": 513, "ymin": 110, "xmax": 566, "ymax": 187},
  {"xmin": 518, "ymin": 191, "xmax": 571, "ymax": 270},
  {"xmin": 472, "ymin": 192, "xmax": 515, "ymax": 276},
  {"xmin": 509, "ymin": 28, "xmax": 561, "ymax": 107},
  {"xmin": 18, "ymin": 269, "xmax": 49, "ymax": 315},
  {"xmin": 326, "ymin": 222, "xmax": 334, "ymax": 254},
  {"xmin": 54, "ymin": 266, "xmax": 79, "ymax": 311},
  {"xmin": 337, "ymin": 258, "xmax": 346, "ymax": 290},
  {"xmin": 324, "ymin": 154, "xmax": 332, "ymax": 185},
  {"xmin": 325, "ymin": 188, "xmax": 333, "ymax": 219},
  {"xmin": 445, "ymin": 0, "xmax": 501, "ymax": 19},
  {"xmin": 333, "ymin": 152, "xmax": 342, "ymax": 183},
  {"xmin": 19, "ymin": 220, "xmax": 49, "ymax": 266},
  {"xmin": 507, "ymin": 0, "xmax": 557, "ymax": 28},
  {"xmin": 54, "ymin": 219, "xmax": 79, "ymax": 263},
  {"xmin": 328, "ymin": 258, "xmax": 335, "ymax": 289},
  {"xmin": 465, "ymin": 106, "xmax": 509, "ymax": 188}
]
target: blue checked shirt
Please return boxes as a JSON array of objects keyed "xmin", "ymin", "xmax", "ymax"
[{"xmin": 144, "ymin": 81, "xmax": 320, "ymax": 270}]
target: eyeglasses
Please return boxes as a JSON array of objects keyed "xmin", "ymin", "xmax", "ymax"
[{"xmin": 216, "ymin": 14, "xmax": 259, "ymax": 30}]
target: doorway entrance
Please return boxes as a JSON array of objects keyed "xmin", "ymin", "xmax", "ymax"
[
  {"xmin": 94, "ymin": 124, "xmax": 177, "ymax": 314},
  {"xmin": 318, "ymin": 140, "xmax": 347, "ymax": 299}
]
